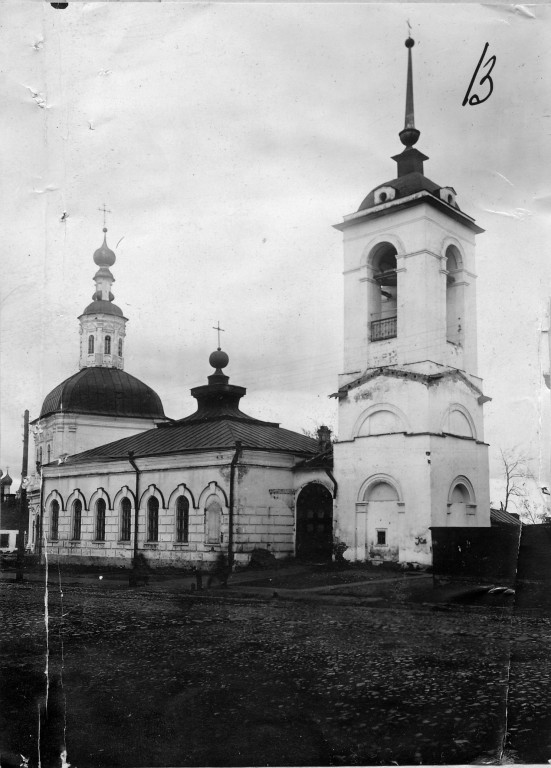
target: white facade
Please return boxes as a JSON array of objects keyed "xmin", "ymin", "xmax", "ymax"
[
  {"xmin": 40, "ymin": 449, "xmax": 332, "ymax": 568},
  {"xmin": 333, "ymin": 180, "xmax": 491, "ymax": 565}
]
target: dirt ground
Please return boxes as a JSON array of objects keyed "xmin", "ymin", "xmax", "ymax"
[{"xmin": 1, "ymin": 566, "xmax": 550, "ymax": 768}]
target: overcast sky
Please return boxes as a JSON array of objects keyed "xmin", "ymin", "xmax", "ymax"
[{"xmin": 2, "ymin": 2, "xmax": 551, "ymax": 508}]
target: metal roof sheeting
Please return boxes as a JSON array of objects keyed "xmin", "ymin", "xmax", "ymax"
[
  {"xmin": 39, "ymin": 367, "xmax": 165, "ymax": 420},
  {"xmin": 65, "ymin": 418, "xmax": 320, "ymax": 465}
]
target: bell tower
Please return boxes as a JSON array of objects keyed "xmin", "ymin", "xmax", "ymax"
[
  {"xmin": 78, "ymin": 227, "xmax": 127, "ymax": 370},
  {"xmin": 333, "ymin": 37, "xmax": 491, "ymax": 565}
]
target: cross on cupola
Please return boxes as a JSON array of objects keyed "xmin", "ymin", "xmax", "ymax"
[
  {"xmin": 98, "ymin": 203, "xmax": 111, "ymax": 229},
  {"xmin": 212, "ymin": 321, "xmax": 225, "ymax": 350}
]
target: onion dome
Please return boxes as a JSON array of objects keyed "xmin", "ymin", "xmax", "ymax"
[
  {"xmin": 1, "ymin": 471, "xmax": 13, "ymax": 487},
  {"xmin": 93, "ymin": 228, "xmax": 116, "ymax": 267},
  {"xmin": 39, "ymin": 368, "xmax": 165, "ymax": 420}
]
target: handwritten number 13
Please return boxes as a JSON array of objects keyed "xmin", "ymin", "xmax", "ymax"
[{"xmin": 462, "ymin": 42, "xmax": 496, "ymax": 106}]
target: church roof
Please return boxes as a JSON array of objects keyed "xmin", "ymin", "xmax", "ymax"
[
  {"xmin": 62, "ymin": 349, "xmax": 320, "ymax": 465},
  {"xmin": 80, "ymin": 300, "xmax": 125, "ymax": 318},
  {"xmin": 358, "ymin": 171, "xmax": 441, "ymax": 211},
  {"xmin": 490, "ymin": 508, "xmax": 522, "ymax": 527},
  {"xmin": 38, "ymin": 368, "xmax": 165, "ymax": 421},
  {"xmin": 64, "ymin": 419, "xmax": 319, "ymax": 465}
]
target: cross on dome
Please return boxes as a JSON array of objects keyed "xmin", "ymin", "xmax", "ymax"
[{"xmin": 212, "ymin": 321, "xmax": 225, "ymax": 350}]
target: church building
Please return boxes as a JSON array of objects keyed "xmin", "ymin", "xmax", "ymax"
[
  {"xmin": 26, "ymin": 228, "xmax": 168, "ymax": 551},
  {"xmin": 31, "ymin": 35, "xmax": 492, "ymax": 570},
  {"xmin": 31, "ymin": 232, "xmax": 334, "ymax": 568},
  {"xmin": 332, "ymin": 37, "xmax": 491, "ymax": 564}
]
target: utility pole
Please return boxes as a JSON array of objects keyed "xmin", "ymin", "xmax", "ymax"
[{"xmin": 15, "ymin": 410, "xmax": 29, "ymax": 582}]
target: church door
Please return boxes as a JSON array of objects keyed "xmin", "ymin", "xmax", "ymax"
[{"xmin": 295, "ymin": 483, "xmax": 333, "ymax": 561}]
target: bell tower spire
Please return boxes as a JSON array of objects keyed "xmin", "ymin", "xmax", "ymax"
[
  {"xmin": 78, "ymin": 217, "xmax": 128, "ymax": 370},
  {"xmin": 399, "ymin": 35, "xmax": 420, "ymax": 148},
  {"xmin": 393, "ymin": 36, "xmax": 427, "ymax": 177}
]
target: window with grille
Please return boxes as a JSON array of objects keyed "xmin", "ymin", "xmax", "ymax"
[
  {"xmin": 88, "ymin": 335, "xmax": 94, "ymax": 354},
  {"xmin": 176, "ymin": 496, "xmax": 189, "ymax": 543},
  {"xmin": 104, "ymin": 335, "xmax": 111, "ymax": 355},
  {"xmin": 120, "ymin": 498, "xmax": 131, "ymax": 541},
  {"xmin": 376, "ymin": 529, "xmax": 387, "ymax": 546},
  {"xmin": 73, "ymin": 500, "xmax": 82, "ymax": 540},
  {"xmin": 50, "ymin": 500, "xmax": 59, "ymax": 540},
  {"xmin": 118, "ymin": 338, "xmax": 123, "ymax": 356},
  {"xmin": 96, "ymin": 499, "xmax": 106, "ymax": 541},
  {"xmin": 147, "ymin": 497, "xmax": 159, "ymax": 542}
]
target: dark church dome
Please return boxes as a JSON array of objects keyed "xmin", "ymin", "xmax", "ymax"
[
  {"xmin": 39, "ymin": 368, "xmax": 165, "ymax": 420},
  {"xmin": 80, "ymin": 300, "xmax": 125, "ymax": 318}
]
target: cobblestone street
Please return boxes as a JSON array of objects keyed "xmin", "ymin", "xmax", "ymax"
[{"xmin": 2, "ymin": 574, "xmax": 550, "ymax": 767}]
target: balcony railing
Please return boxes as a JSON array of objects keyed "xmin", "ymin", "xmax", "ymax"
[{"xmin": 371, "ymin": 315, "xmax": 397, "ymax": 342}]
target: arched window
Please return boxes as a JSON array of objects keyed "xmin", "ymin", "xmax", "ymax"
[
  {"xmin": 96, "ymin": 499, "xmax": 106, "ymax": 541},
  {"xmin": 369, "ymin": 242, "xmax": 398, "ymax": 341},
  {"xmin": 72, "ymin": 500, "xmax": 82, "ymax": 541},
  {"xmin": 104, "ymin": 335, "xmax": 111, "ymax": 355},
  {"xmin": 120, "ymin": 497, "xmax": 131, "ymax": 541},
  {"xmin": 88, "ymin": 335, "xmax": 94, "ymax": 354},
  {"xmin": 445, "ymin": 245, "xmax": 463, "ymax": 345},
  {"xmin": 205, "ymin": 495, "xmax": 222, "ymax": 544},
  {"xmin": 118, "ymin": 338, "xmax": 123, "ymax": 356},
  {"xmin": 176, "ymin": 496, "xmax": 189, "ymax": 543},
  {"xmin": 147, "ymin": 497, "xmax": 159, "ymax": 542},
  {"xmin": 50, "ymin": 500, "xmax": 59, "ymax": 540}
]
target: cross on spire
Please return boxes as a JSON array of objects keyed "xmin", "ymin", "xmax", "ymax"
[
  {"xmin": 98, "ymin": 203, "xmax": 111, "ymax": 228},
  {"xmin": 213, "ymin": 321, "xmax": 225, "ymax": 349}
]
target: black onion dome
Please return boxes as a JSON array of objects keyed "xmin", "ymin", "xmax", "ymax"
[
  {"xmin": 93, "ymin": 228, "xmax": 116, "ymax": 267},
  {"xmin": 39, "ymin": 368, "xmax": 165, "ymax": 420},
  {"xmin": 80, "ymin": 300, "xmax": 125, "ymax": 318}
]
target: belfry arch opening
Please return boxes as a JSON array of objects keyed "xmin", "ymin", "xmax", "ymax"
[
  {"xmin": 369, "ymin": 242, "xmax": 398, "ymax": 342},
  {"xmin": 295, "ymin": 483, "xmax": 333, "ymax": 561},
  {"xmin": 445, "ymin": 245, "xmax": 464, "ymax": 345}
]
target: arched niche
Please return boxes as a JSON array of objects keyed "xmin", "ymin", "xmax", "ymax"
[
  {"xmin": 441, "ymin": 404, "xmax": 476, "ymax": 440},
  {"xmin": 354, "ymin": 403, "xmax": 409, "ymax": 438},
  {"xmin": 358, "ymin": 473, "xmax": 404, "ymax": 505},
  {"xmin": 447, "ymin": 475, "xmax": 476, "ymax": 516}
]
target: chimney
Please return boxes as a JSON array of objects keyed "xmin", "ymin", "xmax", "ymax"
[{"xmin": 317, "ymin": 425, "xmax": 332, "ymax": 452}]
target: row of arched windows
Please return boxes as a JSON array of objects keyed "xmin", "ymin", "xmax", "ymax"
[
  {"xmin": 87, "ymin": 335, "xmax": 123, "ymax": 356},
  {"xmin": 48, "ymin": 495, "xmax": 195, "ymax": 544}
]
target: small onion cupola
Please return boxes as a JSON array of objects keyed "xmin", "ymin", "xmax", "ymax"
[{"xmin": 78, "ymin": 222, "xmax": 128, "ymax": 371}]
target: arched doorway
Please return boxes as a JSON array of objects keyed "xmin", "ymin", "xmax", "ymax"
[{"xmin": 296, "ymin": 483, "xmax": 333, "ymax": 560}]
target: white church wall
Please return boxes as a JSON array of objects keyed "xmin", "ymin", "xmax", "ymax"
[
  {"xmin": 39, "ymin": 448, "xmax": 323, "ymax": 567},
  {"xmin": 333, "ymin": 433, "xmax": 432, "ymax": 564}
]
